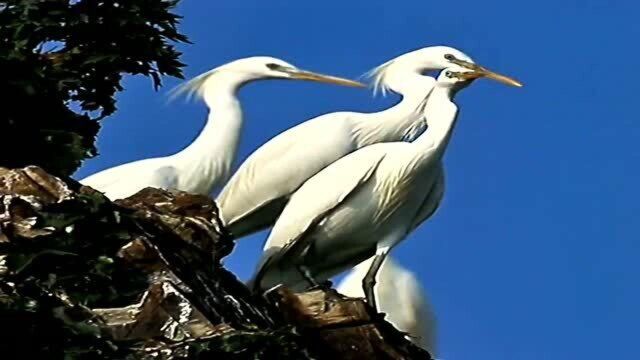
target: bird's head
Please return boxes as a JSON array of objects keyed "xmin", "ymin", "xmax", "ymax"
[
  {"xmin": 220, "ymin": 56, "xmax": 365, "ymax": 87},
  {"xmin": 415, "ymin": 63, "xmax": 522, "ymax": 112},
  {"xmin": 366, "ymin": 46, "xmax": 476, "ymax": 95},
  {"xmin": 413, "ymin": 46, "xmax": 476, "ymax": 71},
  {"xmin": 436, "ymin": 61, "xmax": 523, "ymax": 89},
  {"xmin": 170, "ymin": 56, "xmax": 364, "ymax": 103}
]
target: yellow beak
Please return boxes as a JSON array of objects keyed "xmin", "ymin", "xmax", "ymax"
[
  {"xmin": 449, "ymin": 58, "xmax": 523, "ymax": 88},
  {"xmin": 289, "ymin": 69, "xmax": 366, "ymax": 88}
]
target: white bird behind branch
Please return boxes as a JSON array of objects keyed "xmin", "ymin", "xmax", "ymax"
[{"xmin": 336, "ymin": 256, "xmax": 438, "ymax": 355}]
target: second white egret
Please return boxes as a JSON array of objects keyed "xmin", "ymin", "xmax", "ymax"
[
  {"xmin": 217, "ymin": 46, "xmax": 476, "ymax": 239},
  {"xmin": 251, "ymin": 63, "xmax": 522, "ymax": 309}
]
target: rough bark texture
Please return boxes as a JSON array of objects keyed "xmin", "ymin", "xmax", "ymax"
[{"xmin": 0, "ymin": 166, "xmax": 432, "ymax": 360}]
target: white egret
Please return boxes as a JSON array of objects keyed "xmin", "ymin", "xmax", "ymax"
[
  {"xmin": 216, "ymin": 46, "xmax": 477, "ymax": 239},
  {"xmin": 251, "ymin": 64, "xmax": 522, "ymax": 310},
  {"xmin": 337, "ymin": 256, "xmax": 438, "ymax": 354},
  {"xmin": 79, "ymin": 57, "xmax": 364, "ymax": 200}
]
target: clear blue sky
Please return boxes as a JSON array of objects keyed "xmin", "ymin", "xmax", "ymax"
[{"xmin": 75, "ymin": 1, "xmax": 639, "ymax": 359}]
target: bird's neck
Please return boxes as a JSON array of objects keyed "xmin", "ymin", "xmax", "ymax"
[
  {"xmin": 354, "ymin": 73, "xmax": 434, "ymax": 146},
  {"xmin": 412, "ymin": 85, "xmax": 458, "ymax": 162},
  {"xmin": 173, "ymin": 82, "xmax": 243, "ymax": 194}
]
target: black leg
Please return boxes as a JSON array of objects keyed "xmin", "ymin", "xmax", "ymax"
[
  {"xmin": 362, "ymin": 254, "xmax": 386, "ymax": 311},
  {"xmin": 297, "ymin": 265, "xmax": 319, "ymax": 288}
]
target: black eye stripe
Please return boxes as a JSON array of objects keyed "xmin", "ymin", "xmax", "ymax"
[
  {"xmin": 266, "ymin": 63, "xmax": 283, "ymax": 70},
  {"xmin": 444, "ymin": 54, "xmax": 455, "ymax": 60}
]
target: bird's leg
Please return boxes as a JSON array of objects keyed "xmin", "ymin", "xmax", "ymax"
[
  {"xmin": 362, "ymin": 253, "xmax": 387, "ymax": 312},
  {"xmin": 297, "ymin": 265, "xmax": 319, "ymax": 288}
]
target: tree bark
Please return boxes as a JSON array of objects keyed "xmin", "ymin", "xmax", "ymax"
[{"xmin": 0, "ymin": 166, "xmax": 432, "ymax": 360}]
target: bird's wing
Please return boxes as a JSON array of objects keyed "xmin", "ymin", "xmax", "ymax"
[
  {"xmin": 217, "ymin": 115, "xmax": 356, "ymax": 236},
  {"xmin": 80, "ymin": 160, "xmax": 178, "ymax": 200},
  {"xmin": 408, "ymin": 162, "xmax": 445, "ymax": 231},
  {"xmin": 147, "ymin": 165, "xmax": 180, "ymax": 190},
  {"xmin": 80, "ymin": 162, "xmax": 137, "ymax": 191},
  {"xmin": 252, "ymin": 144, "xmax": 392, "ymax": 288},
  {"xmin": 110, "ymin": 165, "xmax": 179, "ymax": 199}
]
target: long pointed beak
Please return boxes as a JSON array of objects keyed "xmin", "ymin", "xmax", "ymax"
[
  {"xmin": 449, "ymin": 58, "xmax": 523, "ymax": 88},
  {"xmin": 475, "ymin": 66, "xmax": 523, "ymax": 87},
  {"xmin": 289, "ymin": 69, "xmax": 366, "ymax": 88}
]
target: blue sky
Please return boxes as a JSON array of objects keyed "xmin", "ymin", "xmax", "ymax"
[{"xmin": 75, "ymin": 1, "xmax": 640, "ymax": 359}]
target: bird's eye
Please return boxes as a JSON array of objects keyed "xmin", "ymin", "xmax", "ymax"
[
  {"xmin": 444, "ymin": 54, "xmax": 455, "ymax": 61},
  {"xmin": 445, "ymin": 71, "xmax": 453, "ymax": 78},
  {"xmin": 266, "ymin": 63, "xmax": 282, "ymax": 71}
]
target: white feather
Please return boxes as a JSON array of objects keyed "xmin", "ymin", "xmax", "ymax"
[
  {"xmin": 253, "ymin": 68, "xmax": 466, "ymax": 315},
  {"xmin": 168, "ymin": 69, "xmax": 218, "ymax": 102},
  {"xmin": 218, "ymin": 46, "xmax": 472, "ymax": 239},
  {"xmin": 362, "ymin": 59, "xmax": 396, "ymax": 97}
]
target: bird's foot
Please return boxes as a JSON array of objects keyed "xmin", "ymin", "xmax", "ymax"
[
  {"xmin": 297, "ymin": 265, "xmax": 320, "ymax": 288},
  {"xmin": 307, "ymin": 279, "xmax": 333, "ymax": 291}
]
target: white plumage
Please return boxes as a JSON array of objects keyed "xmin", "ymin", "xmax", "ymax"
[
  {"xmin": 79, "ymin": 57, "xmax": 363, "ymax": 200},
  {"xmin": 337, "ymin": 256, "xmax": 438, "ymax": 355},
  {"xmin": 251, "ymin": 63, "xmax": 522, "ymax": 309},
  {"xmin": 216, "ymin": 46, "xmax": 475, "ymax": 239}
]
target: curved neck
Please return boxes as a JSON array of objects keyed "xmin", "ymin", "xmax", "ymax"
[
  {"xmin": 353, "ymin": 72, "xmax": 435, "ymax": 147},
  {"xmin": 172, "ymin": 74, "xmax": 244, "ymax": 194},
  {"xmin": 412, "ymin": 85, "xmax": 458, "ymax": 161},
  {"xmin": 382, "ymin": 66, "xmax": 434, "ymax": 96}
]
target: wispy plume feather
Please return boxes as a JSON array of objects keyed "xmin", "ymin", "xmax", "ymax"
[
  {"xmin": 361, "ymin": 59, "xmax": 396, "ymax": 97},
  {"xmin": 167, "ymin": 68, "xmax": 218, "ymax": 102}
]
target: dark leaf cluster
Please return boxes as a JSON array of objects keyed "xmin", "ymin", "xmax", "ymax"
[{"xmin": 0, "ymin": 0, "xmax": 189, "ymax": 176}]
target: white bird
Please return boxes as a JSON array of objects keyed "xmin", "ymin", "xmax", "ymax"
[
  {"xmin": 216, "ymin": 46, "xmax": 477, "ymax": 239},
  {"xmin": 337, "ymin": 256, "xmax": 438, "ymax": 354},
  {"xmin": 251, "ymin": 63, "xmax": 522, "ymax": 310},
  {"xmin": 78, "ymin": 57, "xmax": 364, "ymax": 200}
]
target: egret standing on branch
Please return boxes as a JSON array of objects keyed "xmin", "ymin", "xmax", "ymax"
[
  {"xmin": 79, "ymin": 57, "xmax": 364, "ymax": 200},
  {"xmin": 337, "ymin": 256, "xmax": 438, "ymax": 354},
  {"xmin": 251, "ymin": 63, "xmax": 522, "ymax": 310},
  {"xmin": 217, "ymin": 46, "xmax": 476, "ymax": 239}
]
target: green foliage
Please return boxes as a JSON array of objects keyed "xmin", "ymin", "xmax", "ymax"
[{"xmin": 0, "ymin": 0, "xmax": 189, "ymax": 176}]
